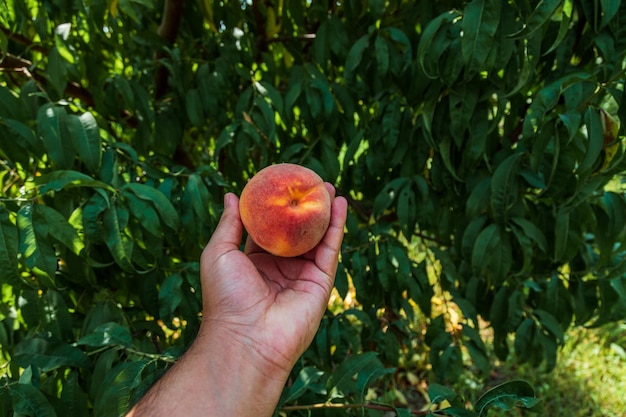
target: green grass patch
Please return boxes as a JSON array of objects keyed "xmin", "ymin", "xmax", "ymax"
[{"xmin": 484, "ymin": 323, "xmax": 626, "ymax": 416}]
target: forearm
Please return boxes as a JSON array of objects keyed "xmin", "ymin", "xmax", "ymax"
[{"xmin": 126, "ymin": 328, "xmax": 290, "ymax": 417}]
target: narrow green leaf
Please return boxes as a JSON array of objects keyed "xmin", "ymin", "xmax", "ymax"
[
  {"xmin": 472, "ymin": 223, "xmax": 512, "ymax": 283},
  {"xmin": 386, "ymin": 27, "xmax": 412, "ymax": 73},
  {"xmin": 466, "ymin": 178, "xmax": 491, "ymax": 218},
  {"xmin": 578, "ymin": 107, "xmax": 604, "ymax": 175},
  {"xmin": 37, "ymin": 103, "xmax": 74, "ymax": 168},
  {"xmin": 544, "ymin": 0, "xmax": 573, "ymax": 54},
  {"xmin": 344, "ymin": 34, "xmax": 369, "ymax": 80},
  {"xmin": 102, "ymin": 203, "xmax": 134, "ymax": 271},
  {"xmin": 534, "ymin": 309, "xmax": 564, "ymax": 344},
  {"xmin": 75, "ymin": 322, "xmax": 133, "ymax": 348},
  {"xmin": 449, "ymin": 82, "xmax": 479, "ymax": 145},
  {"xmin": 34, "ymin": 204, "xmax": 85, "ymax": 255},
  {"xmin": 94, "ymin": 360, "xmax": 148, "ymax": 417},
  {"xmin": 375, "ymin": 35, "xmax": 390, "ymax": 75},
  {"xmin": 554, "ymin": 209, "xmax": 569, "ymax": 261},
  {"xmin": 67, "ymin": 112, "xmax": 102, "ymax": 174},
  {"xmin": 599, "ymin": 0, "xmax": 621, "ymax": 30},
  {"xmin": 159, "ymin": 273, "xmax": 183, "ymax": 323},
  {"xmin": 185, "ymin": 88, "xmax": 204, "ymax": 127},
  {"xmin": 283, "ymin": 367, "xmax": 325, "ymax": 403},
  {"xmin": 12, "ymin": 337, "xmax": 91, "ymax": 371},
  {"xmin": 9, "ymin": 383, "xmax": 57, "ymax": 417},
  {"xmin": 417, "ymin": 11, "xmax": 461, "ymax": 79},
  {"xmin": 60, "ymin": 370, "xmax": 90, "ymax": 417},
  {"xmin": 490, "ymin": 153, "xmax": 522, "ymax": 224},
  {"xmin": 0, "ymin": 207, "xmax": 20, "ymax": 285},
  {"xmin": 462, "ymin": 215, "xmax": 488, "ymax": 259},
  {"xmin": 4, "ymin": 118, "xmax": 38, "ymax": 149},
  {"xmin": 461, "ymin": 0, "xmax": 502, "ymax": 76},
  {"xmin": 429, "ymin": 383, "xmax": 458, "ymax": 405},
  {"xmin": 36, "ymin": 170, "xmax": 115, "ymax": 194},
  {"xmin": 48, "ymin": 47, "xmax": 68, "ymax": 96},
  {"xmin": 475, "ymin": 380, "xmax": 541, "ymax": 416},
  {"xmin": 510, "ymin": 217, "xmax": 548, "ymax": 252},
  {"xmin": 602, "ymin": 192, "xmax": 626, "ymax": 236},
  {"xmin": 186, "ymin": 173, "xmax": 211, "ymax": 224},
  {"xmin": 327, "ymin": 351, "xmax": 379, "ymax": 396},
  {"xmin": 124, "ymin": 190, "xmax": 162, "ymax": 237},
  {"xmin": 397, "ymin": 183, "xmax": 417, "ymax": 235},
  {"xmin": 508, "ymin": 0, "xmax": 563, "ymax": 39},
  {"xmin": 17, "ymin": 204, "xmax": 57, "ymax": 285},
  {"xmin": 514, "ymin": 318, "xmax": 535, "ymax": 362}
]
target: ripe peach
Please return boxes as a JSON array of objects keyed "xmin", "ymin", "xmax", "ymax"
[{"xmin": 239, "ymin": 163, "xmax": 331, "ymax": 257}]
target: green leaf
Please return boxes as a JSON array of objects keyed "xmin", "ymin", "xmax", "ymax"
[
  {"xmin": 102, "ymin": 203, "xmax": 134, "ymax": 271},
  {"xmin": 514, "ymin": 318, "xmax": 535, "ymax": 362},
  {"xmin": 94, "ymin": 360, "xmax": 148, "ymax": 417},
  {"xmin": 375, "ymin": 34, "xmax": 390, "ymax": 76},
  {"xmin": 67, "ymin": 112, "xmax": 102, "ymax": 174},
  {"xmin": 60, "ymin": 370, "xmax": 90, "ymax": 417},
  {"xmin": 283, "ymin": 366, "xmax": 325, "ymax": 403},
  {"xmin": 34, "ymin": 204, "xmax": 85, "ymax": 255},
  {"xmin": 578, "ymin": 107, "xmax": 604, "ymax": 175},
  {"xmin": 123, "ymin": 189, "xmax": 163, "ymax": 237},
  {"xmin": 466, "ymin": 178, "xmax": 491, "ymax": 218},
  {"xmin": 544, "ymin": 0, "xmax": 573, "ymax": 54},
  {"xmin": 4, "ymin": 118, "xmax": 38, "ymax": 150},
  {"xmin": 490, "ymin": 153, "xmax": 522, "ymax": 224},
  {"xmin": 9, "ymin": 383, "xmax": 57, "ymax": 417},
  {"xmin": 327, "ymin": 351, "xmax": 379, "ymax": 397},
  {"xmin": 159, "ymin": 273, "xmax": 183, "ymax": 323},
  {"xmin": 37, "ymin": 103, "xmax": 74, "ymax": 169},
  {"xmin": 186, "ymin": 88, "xmax": 204, "ymax": 127},
  {"xmin": 602, "ymin": 192, "xmax": 626, "ymax": 236},
  {"xmin": 449, "ymin": 82, "xmax": 479, "ymax": 145},
  {"xmin": 510, "ymin": 217, "xmax": 548, "ymax": 252},
  {"xmin": 599, "ymin": 0, "xmax": 621, "ymax": 30},
  {"xmin": 344, "ymin": 34, "xmax": 369, "ymax": 80},
  {"xmin": 474, "ymin": 380, "xmax": 541, "ymax": 416},
  {"xmin": 36, "ymin": 170, "xmax": 115, "ymax": 194},
  {"xmin": 17, "ymin": 204, "xmax": 57, "ymax": 285},
  {"xmin": 554, "ymin": 209, "xmax": 569, "ymax": 261},
  {"xmin": 12, "ymin": 337, "xmax": 91, "ymax": 371},
  {"xmin": 472, "ymin": 223, "xmax": 512, "ymax": 283},
  {"xmin": 48, "ymin": 47, "xmax": 68, "ymax": 97},
  {"xmin": 75, "ymin": 322, "xmax": 133, "ymax": 348},
  {"xmin": 417, "ymin": 11, "xmax": 461, "ymax": 79},
  {"xmin": 534, "ymin": 309, "xmax": 564, "ymax": 344},
  {"xmin": 508, "ymin": 0, "xmax": 563, "ymax": 39},
  {"xmin": 0, "ymin": 207, "xmax": 20, "ymax": 285},
  {"xmin": 461, "ymin": 0, "xmax": 502, "ymax": 76},
  {"xmin": 186, "ymin": 173, "xmax": 211, "ymax": 224},
  {"xmin": 428, "ymin": 383, "xmax": 458, "ymax": 405}
]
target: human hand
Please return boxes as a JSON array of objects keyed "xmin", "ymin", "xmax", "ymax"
[{"xmin": 199, "ymin": 184, "xmax": 348, "ymax": 374}]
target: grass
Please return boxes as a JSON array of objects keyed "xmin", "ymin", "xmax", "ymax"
[{"xmin": 476, "ymin": 323, "xmax": 626, "ymax": 416}]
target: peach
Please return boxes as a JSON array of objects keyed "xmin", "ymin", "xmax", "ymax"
[{"xmin": 239, "ymin": 163, "xmax": 331, "ymax": 257}]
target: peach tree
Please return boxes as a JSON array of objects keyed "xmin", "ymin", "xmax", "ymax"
[{"xmin": 1, "ymin": 0, "xmax": 626, "ymax": 415}]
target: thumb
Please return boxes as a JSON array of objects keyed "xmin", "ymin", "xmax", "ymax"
[{"xmin": 202, "ymin": 193, "xmax": 244, "ymax": 259}]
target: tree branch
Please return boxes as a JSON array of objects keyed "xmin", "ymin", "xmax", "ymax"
[
  {"xmin": 0, "ymin": 52, "xmax": 96, "ymax": 107},
  {"xmin": 281, "ymin": 401, "xmax": 432, "ymax": 416},
  {"xmin": 154, "ymin": 0, "xmax": 185, "ymax": 99}
]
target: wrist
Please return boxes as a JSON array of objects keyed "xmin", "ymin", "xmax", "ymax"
[{"xmin": 190, "ymin": 321, "xmax": 291, "ymax": 414}]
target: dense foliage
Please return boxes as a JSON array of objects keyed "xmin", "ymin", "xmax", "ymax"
[{"xmin": 1, "ymin": 0, "xmax": 626, "ymax": 415}]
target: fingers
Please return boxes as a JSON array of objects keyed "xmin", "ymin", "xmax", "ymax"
[{"xmin": 314, "ymin": 194, "xmax": 348, "ymax": 278}]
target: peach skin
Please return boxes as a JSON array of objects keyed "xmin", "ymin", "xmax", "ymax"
[{"xmin": 239, "ymin": 163, "xmax": 331, "ymax": 257}]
